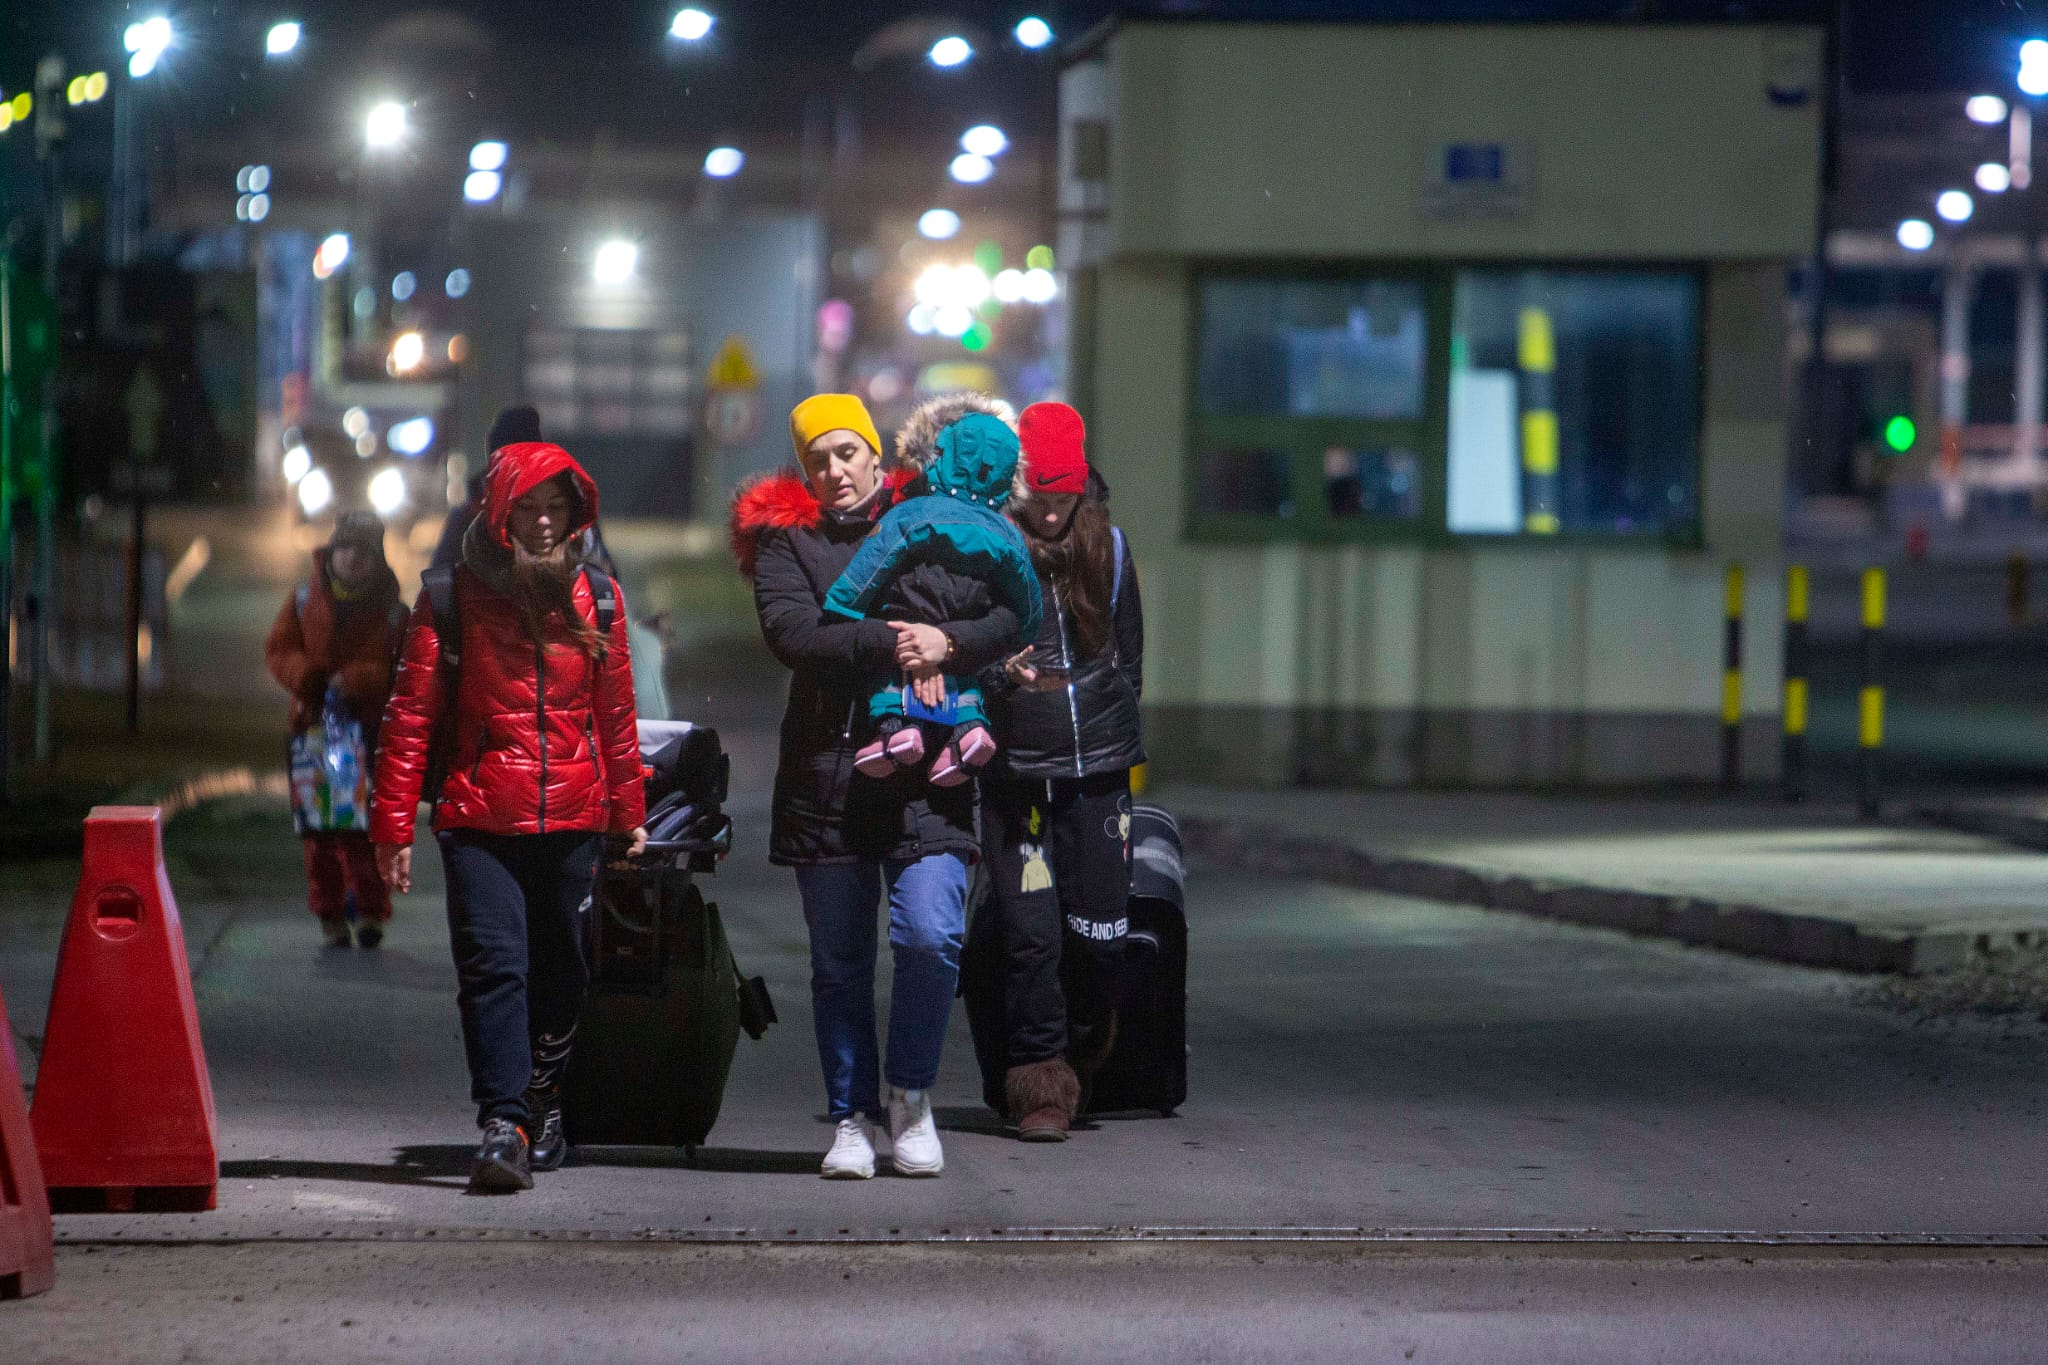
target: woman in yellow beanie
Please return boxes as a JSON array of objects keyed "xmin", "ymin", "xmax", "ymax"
[{"xmin": 731, "ymin": 392, "xmax": 1026, "ymax": 1178}]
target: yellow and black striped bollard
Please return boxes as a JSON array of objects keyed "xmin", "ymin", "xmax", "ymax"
[
  {"xmin": 1781, "ymin": 565, "xmax": 1809, "ymax": 803},
  {"xmin": 1518, "ymin": 306, "xmax": 1559, "ymax": 535},
  {"xmin": 1721, "ymin": 563, "xmax": 1743, "ymax": 790},
  {"xmin": 1858, "ymin": 567, "xmax": 1886, "ymax": 820}
]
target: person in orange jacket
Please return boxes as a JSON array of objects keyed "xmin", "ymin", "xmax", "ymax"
[{"xmin": 265, "ymin": 511, "xmax": 407, "ymax": 949}]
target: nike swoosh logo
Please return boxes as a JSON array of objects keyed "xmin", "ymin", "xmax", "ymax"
[{"xmin": 1032, "ymin": 473, "xmax": 1066, "ymax": 486}]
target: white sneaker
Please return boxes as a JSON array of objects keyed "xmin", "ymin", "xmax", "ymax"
[
  {"xmin": 820, "ymin": 1116, "xmax": 876, "ymax": 1180},
  {"xmin": 887, "ymin": 1086, "xmax": 944, "ymax": 1177}
]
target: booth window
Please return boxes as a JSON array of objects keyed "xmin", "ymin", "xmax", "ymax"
[
  {"xmin": 1188, "ymin": 266, "xmax": 1700, "ymax": 542},
  {"xmin": 1191, "ymin": 273, "xmax": 1440, "ymax": 533},
  {"xmin": 1447, "ymin": 270, "xmax": 1700, "ymax": 538}
]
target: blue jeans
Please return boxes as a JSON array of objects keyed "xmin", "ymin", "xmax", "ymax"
[{"xmin": 795, "ymin": 854, "xmax": 968, "ymax": 1119}]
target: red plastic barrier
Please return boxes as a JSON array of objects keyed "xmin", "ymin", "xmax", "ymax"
[
  {"xmin": 32, "ymin": 806, "xmax": 218, "ymax": 1213},
  {"xmin": 0, "ymin": 982, "xmax": 53, "ymax": 1297}
]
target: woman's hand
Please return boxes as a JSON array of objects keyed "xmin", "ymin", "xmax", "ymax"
[
  {"xmin": 375, "ymin": 843, "xmax": 412, "ymax": 894},
  {"xmin": 889, "ymin": 621, "xmax": 949, "ymax": 668},
  {"xmin": 625, "ymin": 826, "xmax": 649, "ymax": 859},
  {"xmin": 1003, "ymin": 649, "xmax": 1045, "ymax": 690},
  {"xmin": 908, "ymin": 668, "xmax": 947, "ymax": 709}
]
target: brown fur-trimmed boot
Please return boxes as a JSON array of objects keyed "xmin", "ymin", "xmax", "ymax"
[{"xmin": 1005, "ymin": 1058, "xmax": 1081, "ymax": 1143}]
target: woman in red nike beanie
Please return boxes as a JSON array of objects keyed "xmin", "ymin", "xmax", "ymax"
[{"xmin": 976, "ymin": 401, "xmax": 1146, "ymax": 1143}]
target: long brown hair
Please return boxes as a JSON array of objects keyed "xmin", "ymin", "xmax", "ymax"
[
  {"xmin": 508, "ymin": 477, "xmax": 606, "ymax": 662},
  {"xmin": 1027, "ymin": 498, "xmax": 1116, "ymax": 659}
]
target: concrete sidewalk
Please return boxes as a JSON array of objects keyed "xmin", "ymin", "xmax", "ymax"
[{"xmin": 1161, "ymin": 784, "xmax": 2048, "ymax": 974}]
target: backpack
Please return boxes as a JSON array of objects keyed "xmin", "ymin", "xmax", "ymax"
[{"xmin": 417, "ymin": 562, "xmax": 618, "ymax": 807}]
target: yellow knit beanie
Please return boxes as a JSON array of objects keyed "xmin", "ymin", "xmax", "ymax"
[{"xmin": 790, "ymin": 394, "xmax": 883, "ymax": 463}]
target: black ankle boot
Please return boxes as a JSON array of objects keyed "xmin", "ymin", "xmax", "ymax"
[
  {"xmin": 469, "ymin": 1117, "xmax": 533, "ymax": 1193},
  {"xmin": 525, "ymin": 1087, "xmax": 567, "ymax": 1171}
]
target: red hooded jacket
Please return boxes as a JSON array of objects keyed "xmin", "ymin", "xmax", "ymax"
[{"xmin": 370, "ymin": 442, "xmax": 645, "ymax": 846}]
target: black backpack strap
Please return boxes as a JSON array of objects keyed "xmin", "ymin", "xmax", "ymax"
[
  {"xmin": 422, "ymin": 567, "xmax": 460, "ymax": 670},
  {"xmin": 580, "ymin": 564, "xmax": 618, "ymax": 638}
]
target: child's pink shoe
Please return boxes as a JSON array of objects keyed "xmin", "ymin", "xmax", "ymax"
[
  {"xmin": 929, "ymin": 726, "xmax": 996, "ymax": 787},
  {"xmin": 855, "ymin": 725, "xmax": 926, "ymax": 778}
]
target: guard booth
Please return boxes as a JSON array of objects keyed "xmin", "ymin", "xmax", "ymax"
[{"xmin": 1058, "ymin": 19, "xmax": 1824, "ymax": 786}]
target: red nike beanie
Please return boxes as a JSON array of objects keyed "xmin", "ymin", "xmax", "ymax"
[{"xmin": 1019, "ymin": 402, "xmax": 1088, "ymax": 495}]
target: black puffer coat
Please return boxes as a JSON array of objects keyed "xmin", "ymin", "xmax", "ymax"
[
  {"xmin": 985, "ymin": 525, "xmax": 1144, "ymax": 780},
  {"xmin": 735, "ymin": 471, "xmax": 1022, "ymax": 866}
]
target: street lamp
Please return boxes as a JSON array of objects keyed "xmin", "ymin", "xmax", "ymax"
[
  {"xmin": 593, "ymin": 240, "xmax": 638, "ymax": 285},
  {"xmin": 266, "ymin": 22, "xmax": 301, "ymax": 57},
  {"xmin": 929, "ymin": 36, "xmax": 972, "ymax": 68},
  {"xmin": 1897, "ymin": 219, "xmax": 1935, "ymax": 251},
  {"xmin": 365, "ymin": 101, "xmax": 407, "ymax": 150},
  {"xmin": 671, "ymin": 8, "xmax": 714, "ymax": 41},
  {"xmin": 124, "ymin": 17, "xmax": 173, "ymax": 78},
  {"xmin": 1936, "ymin": 190, "xmax": 1975, "ymax": 223},
  {"xmin": 703, "ymin": 146, "xmax": 744, "ymax": 177},
  {"xmin": 1968, "ymin": 94, "xmax": 2009, "ymax": 124},
  {"xmin": 950, "ymin": 152, "xmax": 993, "ymax": 184},
  {"xmin": 1979, "ymin": 162, "xmax": 2013, "ymax": 193},
  {"xmin": 918, "ymin": 208, "xmax": 961, "ymax": 239},
  {"xmin": 1014, "ymin": 17, "xmax": 1054, "ymax": 49},
  {"xmin": 2021, "ymin": 40, "xmax": 2048, "ymax": 97},
  {"xmin": 961, "ymin": 124, "xmax": 1008, "ymax": 157}
]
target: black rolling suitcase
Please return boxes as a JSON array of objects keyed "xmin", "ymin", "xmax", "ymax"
[
  {"xmin": 962, "ymin": 801, "xmax": 1188, "ymax": 1118},
  {"xmin": 561, "ymin": 722, "xmax": 773, "ymax": 1152}
]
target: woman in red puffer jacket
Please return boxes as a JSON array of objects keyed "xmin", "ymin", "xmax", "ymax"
[{"xmin": 371, "ymin": 441, "xmax": 645, "ymax": 1195}]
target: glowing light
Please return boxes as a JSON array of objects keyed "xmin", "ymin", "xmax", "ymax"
[
  {"xmin": 249, "ymin": 165, "xmax": 271, "ymax": 192},
  {"xmin": 593, "ymin": 240, "xmax": 639, "ymax": 285},
  {"xmin": 918, "ymin": 208, "xmax": 961, "ymax": 240},
  {"xmin": 1884, "ymin": 415, "xmax": 1917, "ymax": 453},
  {"xmin": 671, "ymin": 8, "xmax": 714, "ymax": 41},
  {"xmin": 1936, "ymin": 190, "xmax": 1974, "ymax": 223},
  {"xmin": 2022, "ymin": 53, "xmax": 2048, "ymax": 98},
  {"xmin": 342, "ymin": 407, "xmax": 371, "ymax": 438},
  {"xmin": 392, "ymin": 271, "xmax": 417, "ymax": 301},
  {"xmin": 298, "ymin": 468, "xmax": 333, "ymax": 516},
  {"xmin": 2026, "ymin": 39, "xmax": 2048, "ymax": 68},
  {"xmin": 1021, "ymin": 267, "xmax": 1058, "ymax": 303},
  {"xmin": 356, "ymin": 432, "xmax": 378, "ymax": 458},
  {"xmin": 1025, "ymin": 244, "xmax": 1055, "ymax": 271},
  {"xmin": 389, "ymin": 331, "xmax": 426, "ymax": 374},
  {"xmin": 8, "ymin": 94, "xmax": 29, "ymax": 122},
  {"xmin": 267, "ymin": 22, "xmax": 301, "ymax": 56},
  {"xmin": 1979, "ymin": 162, "xmax": 2013, "ymax": 193},
  {"xmin": 365, "ymin": 101, "xmax": 407, "ymax": 149},
  {"xmin": 445, "ymin": 268, "xmax": 472, "ymax": 298},
  {"xmin": 248, "ymin": 194, "xmax": 269, "ymax": 222},
  {"xmin": 84, "ymin": 72, "xmax": 108, "ymax": 102},
  {"xmin": 961, "ymin": 319, "xmax": 992, "ymax": 352},
  {"xmin": 934, "ymin": 303, "xmax": 974, "ymax": 337},
  {"xmin": 929, "ymin": 36, "xmax": 972, "ymax": 67},
  {"xmin": 914, "ymin": 265, "xmax": 953, "ymax": 305},
  {"xmin": 313, "ymin": 232, "xmax": 351, "ymax": 279},
  {"xmin": 388, "ymin": 416, "xmax": 434, "ymax": 456},
  {"xmin": 236, "ymin": 196, "xmax": 252, "ymax": 222},
  {"xmin": 703, "ymin": 146, "xmax": 745, "ymax": 177},
  {"xmin": 907, "ymin": 304, "xmax": 937, "ymax": 335},
  {"xmin": 952, "ymin": 264, "xmax": 992, "ymax": 306},
  {"xmin": 1897, "ymin": 219, "xmax": 1935, "ymax": 251},
  {"xmin": 469, "ymin": 140, "xmax": 507, "ymax": 172},
  {"xmin": 448, "ymin": 335, "xmax": 469, "ymax": 363},
  {"xmin": 368, "ymin": 467, "xmax": 408, "ymax": 517},
  {"xmin": 125, "ymin": 18, "xmax": 172, "ymax": 78},
  {"xmin": 1015, "ymin": 17, "xmax": 1053, "ymax": 48},
  {"xmin": 950, "ymin": 153, "xmax": 994, "ymax": 184},
  {"xmin": 0, "ymin": 107, "xmax": 11, "ymax": 134},
  {"xmin": 67, "ymin": 76, "xmax": 87, "ymax": 106},
  {"xmin": 282, "ymin": 444, "xmax": 312, "ymax": 484},
  {"xmin": 992, "ymin": 269, "xmax": 1026, "ymax": 303},
  {"xmin": 1968, "ymin": 94, "xmax": 2009, "ymax": 124},
  {"xmin": 961, "ymin": 125, "xmax": 1008, "ymax": 157},
  {"xmin": 463, "ymin": 170, "xmax": 502, "ymax": 202}
]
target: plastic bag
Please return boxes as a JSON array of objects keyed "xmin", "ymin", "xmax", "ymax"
[{"xmin": 289, "ymin": 685, "xmax": 372, "ymax": 833}]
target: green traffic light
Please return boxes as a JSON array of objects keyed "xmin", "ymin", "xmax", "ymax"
[{"xmin": 1883, "ymin": 415, "xmax": 1916, "ymax": 453}]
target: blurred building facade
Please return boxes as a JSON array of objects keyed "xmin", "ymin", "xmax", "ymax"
[{"xmin": 1061, "ymin": 19, "xmax": 1823, "ymax": 785}]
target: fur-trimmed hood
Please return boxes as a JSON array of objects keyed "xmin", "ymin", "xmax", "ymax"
[
  {"xmin": 893, "ymin": 391, "xmax": 1016, "ymax": 470},
  {"xmin": 728, "ymin": 467, "xmax": 914, "ymax": 579}
]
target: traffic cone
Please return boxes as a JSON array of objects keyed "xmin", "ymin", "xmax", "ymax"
[
  {"xmin": 0, "ymin": 981, "xmax": 54, "ymax": 1298},
  {"xmin": 32, "ymin": 807, "xmax": 218, "ymax": 1213}
]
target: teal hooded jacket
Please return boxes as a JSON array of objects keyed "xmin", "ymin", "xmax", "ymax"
[{"xmin": 823, "ymin": 412, "xmax": 1043, "ymax": 644}]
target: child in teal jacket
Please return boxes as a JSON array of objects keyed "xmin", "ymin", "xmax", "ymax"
[{"xmin": 824, "ymin": 403, "xmax": 1042, "ymax": 786}]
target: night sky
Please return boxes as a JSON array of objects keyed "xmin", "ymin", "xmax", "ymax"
[{"xmin": 2, "ymin": 1, "xmax": 2042, "ymax": 99}]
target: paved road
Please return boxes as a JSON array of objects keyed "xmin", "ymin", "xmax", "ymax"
[
  {"xmin": 8, "ymin": 795, "xmax": 2048, "ymax": 1242},
  {"xmin": 20, "ymin": 1242, "xmax": 2048, "ymax": 1363}
]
